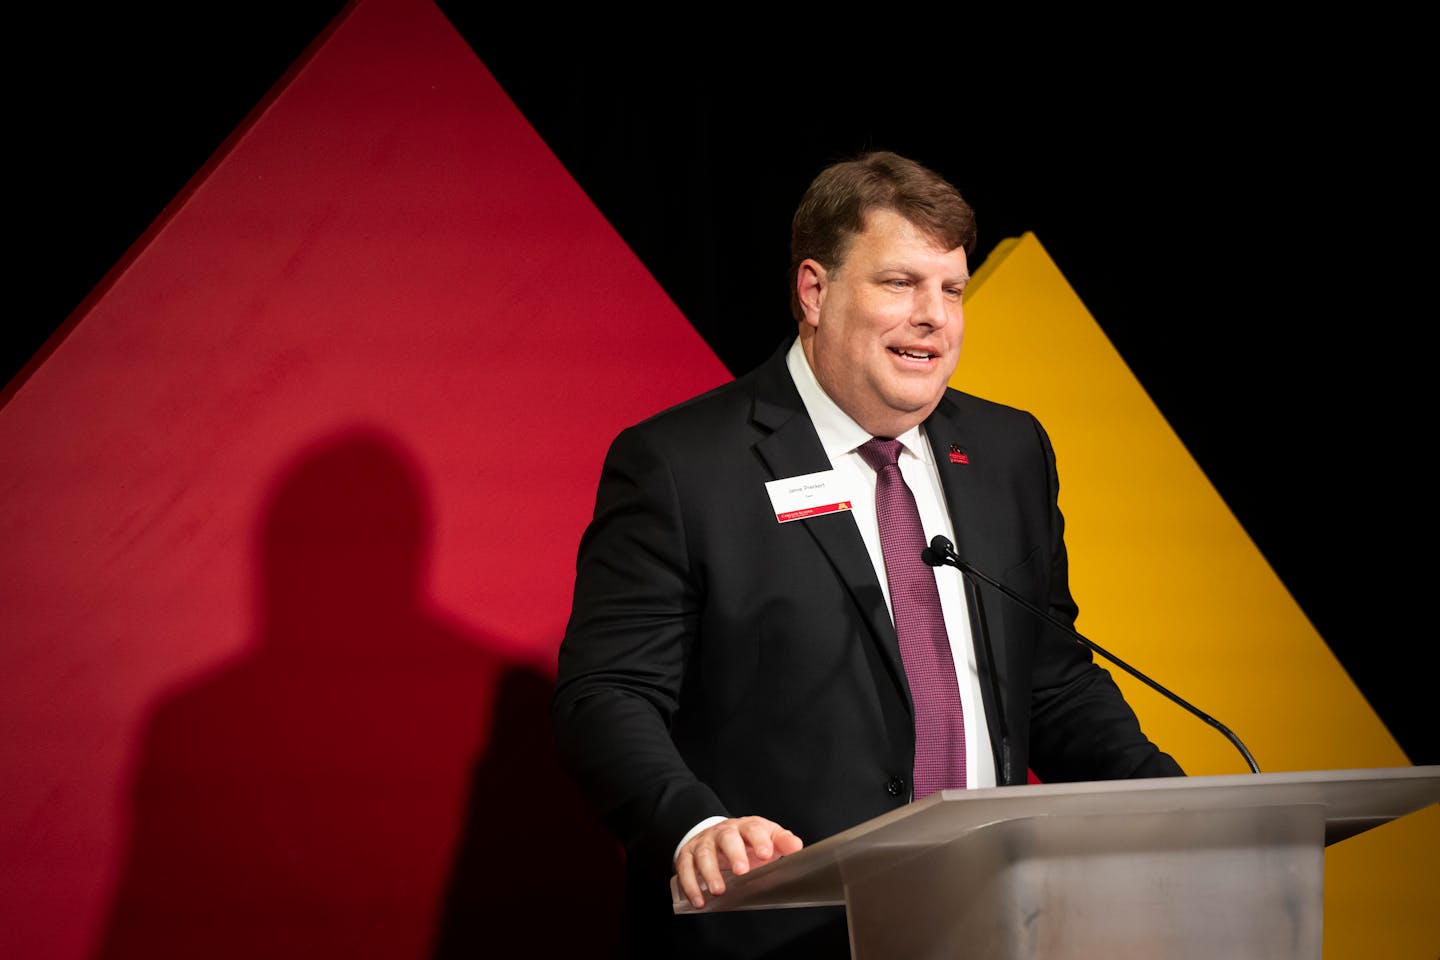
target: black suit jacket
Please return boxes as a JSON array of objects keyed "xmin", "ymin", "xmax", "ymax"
[{"xmin": 553, "ymin": 339, "xmax": 1183, "ymax": 957}]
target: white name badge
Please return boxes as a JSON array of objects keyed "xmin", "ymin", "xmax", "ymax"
[{"xmin": 764, "ymin": 470, "xmax": 854, "ymax": 523}]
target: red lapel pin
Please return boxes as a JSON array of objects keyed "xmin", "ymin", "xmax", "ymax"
[{"xmin": 948, "ymin": 443, "xmax": 970, "ymax": 465}]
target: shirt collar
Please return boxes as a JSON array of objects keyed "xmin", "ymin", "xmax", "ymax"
[{"xmin": 785, "ymin": 338, "xmax": 931, "ymax": 464}]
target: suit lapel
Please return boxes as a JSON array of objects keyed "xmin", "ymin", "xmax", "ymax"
[
  {"xmin": 749, "ymin": 345, "xmax": 908, "ymax": 698},
  {"xmin": 925, "ymin": 392, "xmax": 981, "ymax": 565},
  {"xmin": 925, "ymin": 392, "xmax": 1012, "ymax": 779}
]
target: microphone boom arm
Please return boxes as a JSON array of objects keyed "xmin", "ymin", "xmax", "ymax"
[{"xmin": 923, "ymin": 536, "xmax": 1260, "ymax": 774}]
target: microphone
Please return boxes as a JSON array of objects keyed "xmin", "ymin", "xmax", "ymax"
[{"xmin": 922, "ymin": 535, "xmax": 1260, "ymax": 774}]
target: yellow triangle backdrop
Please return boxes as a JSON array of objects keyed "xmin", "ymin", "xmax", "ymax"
[{"xmin": 958, "ymin": 233, "xmax": 1438, "ymax": 958}]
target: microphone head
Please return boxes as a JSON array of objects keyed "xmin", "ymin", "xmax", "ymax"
[{"xmin": 924, "ymin": 535, "xmax": 959, "ymax": 569}]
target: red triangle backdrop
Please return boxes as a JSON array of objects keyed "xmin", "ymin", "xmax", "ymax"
[{"xmin": 1, "ymin": 0, "xmax": 727, "ymax": 955}]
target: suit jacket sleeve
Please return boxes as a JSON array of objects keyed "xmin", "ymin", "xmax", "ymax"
[
  {"xmin": 552, "ymin": 421, "xmax": 724, "ymax": 878},
  {"xmin": 1007, "ymin": 411, "xmax": 1185, "ymax": 782}
]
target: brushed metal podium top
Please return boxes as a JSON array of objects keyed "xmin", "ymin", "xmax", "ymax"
[{"xmin": 672, "ymin": 765, "xmax": 1440, "ymax": 914}]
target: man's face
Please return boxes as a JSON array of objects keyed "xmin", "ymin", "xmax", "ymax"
[{"xmin": 800, "ymin": 207, "xmax": 969, "ymax": 438}]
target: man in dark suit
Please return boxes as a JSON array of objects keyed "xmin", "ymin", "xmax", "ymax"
[{"xmin": 552, "ymin": 150, "xmax": 1183, "ymax": 958}]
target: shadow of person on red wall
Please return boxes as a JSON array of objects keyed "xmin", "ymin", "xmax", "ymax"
[
  {"xmin": 93, "ymin": 424, "xmax": 621, "ymax": 959},
  {"xmin": 429, "ymin": 665, "xmax": 625, "ymax": 958}
]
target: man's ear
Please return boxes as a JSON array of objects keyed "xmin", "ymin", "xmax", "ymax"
[{"xmin": 796, "ymin": 259, "xmax": 826, "ymax": 329}]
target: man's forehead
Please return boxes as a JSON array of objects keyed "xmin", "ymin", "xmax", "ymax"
[
  {"xmin": 850, "ymin": 208, "xmax": 968, "ymax": 263},
  {"xmin": 856, "ymin": 207, "xmax": 959, "ymax": 252}
]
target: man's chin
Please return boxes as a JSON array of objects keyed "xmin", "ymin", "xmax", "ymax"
[
  {"xmin": 887, "ymin": 382, "xmax": 950, "ymax": 412},
  {"xmin": 868, "ymin": 393, "xmax": 945, "ymax": 433}
]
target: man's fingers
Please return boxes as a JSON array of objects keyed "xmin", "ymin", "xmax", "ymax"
[
  {"xmin": 714, "ymin": 823, "xmax": 752, "ymax": 876},
  {"xmin": 736, "ymin": 817, "xmax": 803, "ymax": 864},
  {"xmin": 674, "ymin": 848, "xmax": 707, "ymax": 909},
  {"xmin": 677, "ymin": 842, "xmax": 725, "ymax": 908},
  {"xmin": 772, "ymin": 826, "xmax": 804, "ymax": 856},
  {"xmin": 694, "ymin": 835, "xmax": 730, "ymax": 895}
]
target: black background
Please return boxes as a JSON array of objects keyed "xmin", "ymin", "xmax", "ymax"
[{"xmin": 15, "ymin": 3, "xmax": 1431, "ymax": 764}]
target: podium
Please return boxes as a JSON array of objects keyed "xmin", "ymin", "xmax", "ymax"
[{"xmin": 672, "ymin": 767, "xmax": 1440, "ymax": 959}]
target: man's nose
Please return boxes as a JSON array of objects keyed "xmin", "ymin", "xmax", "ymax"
[{"xmin": 911, "ymin": 282, "xmax": 953, "ymax": 328}]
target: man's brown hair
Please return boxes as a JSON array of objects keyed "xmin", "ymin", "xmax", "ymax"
[{"xmin": 789, "ymin": 151, "xmax": 978, "ymax": 323}]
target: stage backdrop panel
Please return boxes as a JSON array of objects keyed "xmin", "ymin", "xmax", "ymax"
[{"xmin": 959, "ymin": 233, "xmax": 1437, "ymax": 957}]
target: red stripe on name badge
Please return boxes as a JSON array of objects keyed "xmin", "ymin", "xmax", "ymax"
[{"xmin": 777, "ymin": 501, "xmax": 853, "ymax": 523}]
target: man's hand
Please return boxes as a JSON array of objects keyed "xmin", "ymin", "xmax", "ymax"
[{"xmin": 673, "ymin": 815, "xmax": 803, "ymax": 909}]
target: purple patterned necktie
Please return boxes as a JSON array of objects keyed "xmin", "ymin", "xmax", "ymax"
[{"xmin": 858, "ymin": 437, "xmax": 966, "ymax": 799}]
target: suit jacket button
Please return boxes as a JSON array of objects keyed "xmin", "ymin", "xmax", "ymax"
[{"xmin": 885, "ymin": 777, "xmax": 906, "ymax": 797}]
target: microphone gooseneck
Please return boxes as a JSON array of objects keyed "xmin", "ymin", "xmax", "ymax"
[{"xmin": 924, "ymin": 535, "xmax": 1261, "ymax": 775}]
